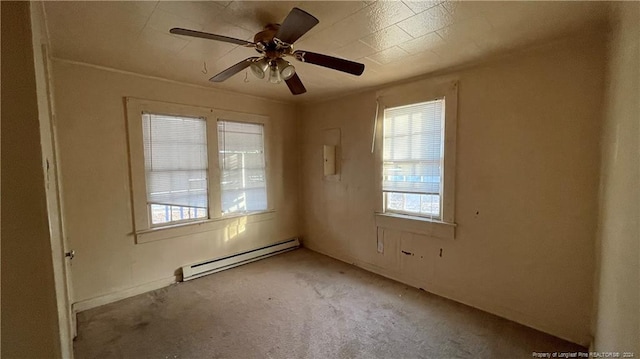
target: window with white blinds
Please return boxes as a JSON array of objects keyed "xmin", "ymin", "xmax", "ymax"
[
  {"xmin": 383, "ymin": 99, "xmax": 445, "ymax": 219},
  {"xmin": 142, "ymin": 113, "xmax": 208, "ymax": 225},
  {"xmin": 217, "ymin": 120, "xmax": 267, "ymax": 214}
]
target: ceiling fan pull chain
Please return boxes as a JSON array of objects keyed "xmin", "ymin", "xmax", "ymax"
[{"xmin": 202, "ymin": 62, "xmax": 208, "ymax": 74}]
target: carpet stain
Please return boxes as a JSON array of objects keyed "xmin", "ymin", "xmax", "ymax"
[
  {"xmin": 133, "ymin": 321, "xmax": 149, "ymax": 330},
  {"xmin": 312, "ymin": 285, "xmax": 324, "ymax": 299}
]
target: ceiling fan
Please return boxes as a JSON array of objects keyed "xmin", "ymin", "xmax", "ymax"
[{"xmin": 169, "ymin": 7, "xmax": 365, "ymax": 95}]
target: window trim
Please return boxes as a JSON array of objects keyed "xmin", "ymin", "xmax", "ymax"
[
  {"xmin": 373, "ymin": 80, "xmax": 458, "ymax": 237},
  {"xmin": 125, "ymin": 98, "xmax": 273, "ymax": 243}
]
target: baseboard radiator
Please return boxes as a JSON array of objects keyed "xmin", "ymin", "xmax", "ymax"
[{"xmin": 181, "ymin": 238, "xmax": 300, "ymax": 281}]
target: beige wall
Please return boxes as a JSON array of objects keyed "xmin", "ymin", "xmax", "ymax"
[
  {"xmin": 51, "ymin": 61, "xmax": 299, "ymax": 305},
  {"xmin": 1, "ymin": 1, "xmax": 62, "ymax": 357},
  {"xmin": 299, "ymin": 32, "xmax": 605, "ymax": 345},
  {"xmin": 593, "ymin": 2, "xmax": 640, "ymax": 353}
]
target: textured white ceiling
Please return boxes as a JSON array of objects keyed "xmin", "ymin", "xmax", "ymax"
[{"xmin": 44, "ymin": 1, "xmax": 608, "ymax": 102}]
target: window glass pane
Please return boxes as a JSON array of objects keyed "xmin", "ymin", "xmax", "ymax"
[
  {"xmin": 143, "ymin": 113, "xmax": 208, "ymax": 225},
  {"xmin": 420, "ymin": 194, "xmax": 440, "ymax": 217},
  {"xmin": 403, "ymin": 193, "xmax": 421, "ymax": 213},
  {"xmin": 384, "ymin": 192, "xmax": 440, "ymax": 217},
  {"xmin": 383, "ymin": 99, "xmax": 444, "ymax": 218},
  {"xmin": 218, "ymin": 120, "xmax": 267, "ymax": 214},
  {"xmin": 386, "ymin": 192, "xmax": 404, "ymax": 211},
  {"xmin": 149, "ymin": 204, "xmax": 207, "ymax": 225}
]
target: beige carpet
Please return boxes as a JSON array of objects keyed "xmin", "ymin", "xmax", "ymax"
[{"xmin": 74, "ymin": 248, "xmax": 585, "ymax": 358}]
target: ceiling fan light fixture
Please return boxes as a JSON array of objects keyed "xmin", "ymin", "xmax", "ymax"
[
  {"xmin": 268, "ymin": 63, "xmax": 282, "ymax": 84},
  {"xmin": 275, "ymin": 58, "xmax": 296, "ymax": 80},
  {"xmin": 250, "ymin": 58, "xmax": 269, "ymax": 79}
]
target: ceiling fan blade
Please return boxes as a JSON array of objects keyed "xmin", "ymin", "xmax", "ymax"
[
  {"xmin": 170, "ymin": 28, "xmax": 255, "ymax": 47},
  {"xmin": 275, "ymin": 8, "xmax": 319, "ymax": 45},
  {"xmin": 209, "ymin": 57, "xmax": 258, "ymax": 82},
  {"xmin": 293, "ymin": 50, "xmax": 365, "ymax": 76},
  {"xmin": 285, "ymin": 73, "xmax": 307, "ymax": 95}
]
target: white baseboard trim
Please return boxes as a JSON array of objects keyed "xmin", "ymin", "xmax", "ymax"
[
  {"xmin": 72, "ymin": 276, "xmax": 177, "ymax": 313},
  {"xmin": 303, "ymin": 243, "xmax": 589, "ymax": 346}
]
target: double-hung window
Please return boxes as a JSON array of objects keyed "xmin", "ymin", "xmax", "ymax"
[
  {"xmin": 383, "ymin": 100, "xmax": 444, "ymax": 219},
  {"xmin": 143, "ymin": 113, "xmax": 209, "ymax": 225},
  {"xmin": 217, "ymin": 120, "xmax": 267, "ymax": 214},
  {"xmin": 126, "ymin": 98, "xmax": 271, "ymax": 242},
  {"xmin": 375, "ymin": 80, "xmax": 457, "ymax": 237}
]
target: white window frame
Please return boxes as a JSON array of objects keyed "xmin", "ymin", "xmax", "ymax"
[
  {"xmin": 374, "ymin": 81, "xmax": 458, "ymax": 239},
  {"xmin": 126, "ymin": 98, "xmax": 273, "ymax": 243}
]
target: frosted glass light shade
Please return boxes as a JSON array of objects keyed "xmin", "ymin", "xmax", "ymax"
[
  {"xmin": 250, "ymin": 58, "xmax": 269, "ymax": 79},
  {"xmin": 268, "ymin": 65, "xmax": 282, "ymax": 84},
  {"xmin": 276, "ymin": 58, "xmax": 296, "ymax": 80}
]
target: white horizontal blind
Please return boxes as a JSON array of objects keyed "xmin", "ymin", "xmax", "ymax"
[
  {"xmin": 383, "ymin": 99, "xmax": 444, "ymax": 218},
  {"xmin": 218, "ymin": 120, "xmax": 267, "ymax": 214},
  {"xmin": 142, "ymin": 113, "xmax": 208, "ymax": 225}
]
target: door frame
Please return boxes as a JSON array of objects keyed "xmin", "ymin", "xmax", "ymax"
[
  {"xmin": 40, "ymin": 43, "xmax": 76, "ymax": 342},
  {"xmin": 31, "ymin": 2, "xmax": 76, "ymax": 355}
]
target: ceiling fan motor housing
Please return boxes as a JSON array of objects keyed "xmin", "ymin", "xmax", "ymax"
[{"xmin": 254, "ymin": 24, "xmax": 291, "ymax": 59}]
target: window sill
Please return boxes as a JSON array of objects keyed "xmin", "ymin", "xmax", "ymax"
[
  {"xmin": 135, "ymin": 210, "xmax": 276, "ymax": 244},
  {"xmin": 374, "ymin": 212, "xmax": 456, "ymax": 239}
]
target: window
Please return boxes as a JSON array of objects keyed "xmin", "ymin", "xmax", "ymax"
[
  {"xmin": 126, "ymin": 98, "xmax": 272, "ymax": 242},
  {"xmin": 142, "ymin": 113, "xmax": 209, "ymax": 225},
  {"xmin": 217, "ymin": 121, "xmax": 267, "ymax": 214},
  {"xmin": 383, "ymin": 100, "xmax": 444, "ymax": 219},
  {"xmin": 374, "ymin": 80, "xmax": 457, "ymax": 237}
]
